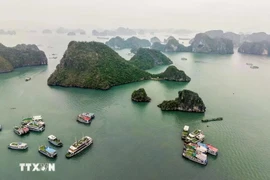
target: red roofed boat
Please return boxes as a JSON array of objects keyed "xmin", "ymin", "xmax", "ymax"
[
  {"xmin": 206, "ymin": 144, "xmax": 218, "ymax": 156},
  {"xmin": 77, "ymin": 113, "xmax": 95, "ymax": 124}
]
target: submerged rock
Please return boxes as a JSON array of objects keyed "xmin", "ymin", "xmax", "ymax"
[
  {"xmin": 158, "ymin": 89, "xmax": 206, "ymax": 113},
  {"xmin": 131, "ymin": 88, "xmax": 151, "ymax": 102}
]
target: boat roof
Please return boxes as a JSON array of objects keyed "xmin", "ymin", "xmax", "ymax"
[
  {"xmin": 196, "ymin": 134, "xmax": 205, "ymax": 139},
  {"xmin": 197, "ymin": 146, "xmax": 207, "ymax": 152},
  {"xmin": 81, "ymin": 113, "xmax": 94, "ymax": 117},
  {"xmin": 197, "ymin": 142, "xmax": 208, "ymax": 149},
  {"xmin": 48, "ymin": 135, "xmax": 56, "ymax": 140},
  {"xmin": 183, "ymin": 125, "xmax": 189, "ymax": 131},
  {"xmin": 33, "ymin": 115, "xmax": 42, "ymax": 120},
  {"xmin": 207, "ymin": 144, "xmax": 218, "ymax": 151},
  {"xmin": 46, "ymin": 147, "xmax": 56, "ymax": 154},
  {"xmin": 69, "ymin": 146, "xmax": 77, "ymax": 150},
  {"xmin": 196, "ymin": 153, "xmax": 207, "ymax": 161},
  {"xmin": 80, "ymin": 115, "xmax": 91, "ymax": 121}
]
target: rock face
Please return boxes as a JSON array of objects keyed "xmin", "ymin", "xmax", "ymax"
[
  {"xmin": 205, "ymin": 30, "xmax": 241, "ymax": 46},
  {"xmin": 42, "ymin": 29, "xmax": 52, "ymax": 34},
  {"xmin": 129, "ymin": 48, "xmax": 172, "ymax": 70},
  {"xmin": 106, "ymin": 36, "xmax": 151, "ymax": 50},
  {"xmin": 164, "ymin": 36, "xmax": 177, "ymax": 44},
  {"xmin": 92, "ymin": 27, "xmax": 136, "ymax": 36},
  {"xmin": 245, "ymin": 32, "xmax": 270, "ymax": 42},
  {"xmin": 151, "ymin": 39, "xmax": 191, "ymax": 52},
  {"xmin": 0, "ymin": 56, "xmax": 13, "ymax": 73},
  {"xmin": 205, "ymin": 30, "xmax": 224, "ymax": 38},
  {"xmin": 150, "ymin": 37, "xmax": 161, "ymax": 44},
  {"xmin": 152, "ymin": 66, "xmax": 191, "ymax": 82},
  {"xmin": 47, "ymin": 41, "xmax": 151, "ymax": 90},
  {"xmin": 0, "ymin": 43, "xmax": 47, "ymax": 73},
  {"xmin": 238, "ymin": 41, "xmax": 270, "ymax": 55},
  {"xmin": 191, "ymin": 33, "xmax": 234, "ymax": 54},
  {"xmin": 131, "ymin": 88, "xmax": 151, "ymax": 102},
  {"xmin": 158, "ymin": 89, "xmax": 206, "ymax": 113}
]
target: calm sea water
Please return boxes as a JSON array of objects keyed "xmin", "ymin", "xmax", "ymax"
[{"xmin": 0, "ymin": 33, "xmax": 270, "ymax": 180}]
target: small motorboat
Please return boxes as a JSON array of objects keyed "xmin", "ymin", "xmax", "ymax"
[
  {"xmin": 8, "ymin": 142, "xmax": 28, "ymax": 150},
  {"xmin": 77, "ymin": 112, "xmax": 95, "ymax": 124},
  {"xmin": 48, "ymin": 135, "xmax": 63, "ymax": 147},
  {"xmin": 38, "ymin": 145, "xmax": 57, "ymax": 158},
  {"xmin": 13, "ymin": 126, "xmax": 30, "ymax": 136}
]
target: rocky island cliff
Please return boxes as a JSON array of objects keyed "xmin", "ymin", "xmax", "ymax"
[
  {"xmin": 191, "ymin": 33, "xmax": 234, "ymax": 54},
  {"xmin": 47, "ymin": 41, "xmax": 191, "ymax": 90},
  {"xmin": 238, "ymin": 41, "xmax": 270, "ymax": 55},
  {"xmin": 0, "ymin": 43, "xmax": 47, "ymax": 73},
  {"xmin": 129, "ymin": 48, "xmax": 172, "ymax": 70},
  {"xmin": 106, "ymin": 36, "xmax": 151, "ymax": 50},
  {"xmin": 158, "ymin": 89, "xmax": 206, "ymax": 113},
  {"xmin": 205, "ymin": 30, "xmax": 241, "ymax": 46},
  {"xmin": 47, "ymin": 41, "xmax": 151, "ymax": 90},
  {"xmin": 131, "ymin": 88, "xmax": 151, "ymax": 102},
  {"xmin": 152, "ymin": 66, "xmax": 191, "ymax": 82},
  {"xmin": 151, "ymin": 37, "xmax": 191, "ymax": 52},
  {"xmin": 150, "ymin": 37, "xmax": 161, "ymax": 44}
]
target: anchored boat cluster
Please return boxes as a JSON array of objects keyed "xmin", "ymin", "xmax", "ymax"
[
  {"xmin": 181, "ymin": 125, "xmax": 219, "ymax": 166},
  {"xmin": 14, "ymin": 115, "xmax": 45, "ymax": 136},
  {"xmin": 7, "ymin": 113, "xmax": 94, "ymax": 159}
]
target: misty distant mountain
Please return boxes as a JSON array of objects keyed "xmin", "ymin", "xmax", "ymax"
[
  {"xmin": 204, "ymin": 30, "xmax": 241, "ymax": 46},
  {"xmin": 0, "ymin": 29, "xmax": 16, "ymax": 35},
  {"xmin": 92, "ymin": 27, "xmax": 136, "ymax": 36},
  {"xmin": 42, "ymin": 29, "xmax": 52, "ymax": 34}
]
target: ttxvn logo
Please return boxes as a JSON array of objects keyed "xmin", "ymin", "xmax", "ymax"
[{"xmin": 19, "ymin": 163, "xmax": 55, "ymax": 172}]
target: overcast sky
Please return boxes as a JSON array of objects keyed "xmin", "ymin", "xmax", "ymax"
[{"xmin": 1, "ymin": 0, "xmax": 270, "ymax": 32}]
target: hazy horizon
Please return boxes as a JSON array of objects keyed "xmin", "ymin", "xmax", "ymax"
[{"xmin": 1, "ymin": 0, "xmax": 270, "ymax": 33}]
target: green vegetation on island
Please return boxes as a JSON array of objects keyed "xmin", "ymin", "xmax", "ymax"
[
  {"xmin": 0, "ymin": 43, "xmax": 47, "ymax": 73},
  {"xmin": 47, "ymin": 41, "xmax": 191, "ymax": 90},
  {"xmin": 129, "ymin": 48, "xmax": 173, "ymax": 70},
  {"xmin": 152, "ymin": 66, "xmax": 191, "ymax": 82},
  {"xmin": 131, "ymin": 88, "xmax": 151, "ymax": 102},
  {"xmin": 47, "ymin": 41, "xmax": 152, "ymax": 90},
  {"xmin": 158, "ymin": 89, "xmax": 206, "ymax": 113}
]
